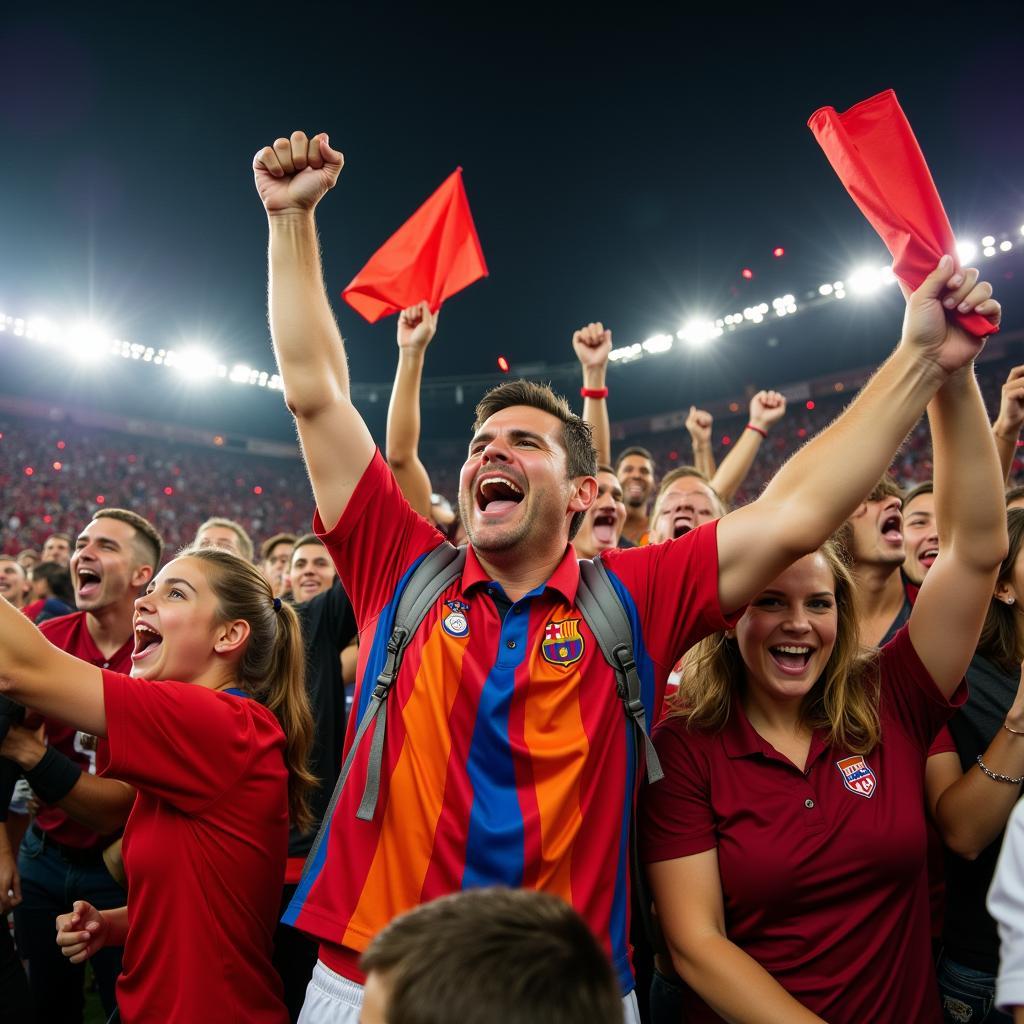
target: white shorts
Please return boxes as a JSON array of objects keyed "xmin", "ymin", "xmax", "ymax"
[{"xmin": 297, "ymin": 961, "xmax": 641, "ymax": 1024}]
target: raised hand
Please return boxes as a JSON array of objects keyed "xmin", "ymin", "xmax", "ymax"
[
  {"xmin": 56, "ymin": 900, "xmax": 107, "ymax": 964},
  {"xmin": 398, "ymin": 302, "xmax": 439, "ymax": 353},
  {"xmin": 253, "ymin": 131, "xmax": 344, "ymax": 216},
  {"xmin": 749, "ymin": 390, "xmax": 786, "ymax": 431},
  {"xmin": 995, "ymin": 366, "xmax": 1024, "ymax": 439},
  {"xmin": 686, "ymin": 406, "xmax": 713, "ymax": 447},
  {"xmin": 572, "ymin": 322, "xmax": 612, "ymax": 371},
  {"xmin": 900, "ymin": 255, "xmax": 1000, "ymax": 376}
]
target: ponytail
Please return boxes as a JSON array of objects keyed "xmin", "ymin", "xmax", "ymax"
[{"xmin": 185, "ymin": 547, "xmax": 316, "ymax": 831}]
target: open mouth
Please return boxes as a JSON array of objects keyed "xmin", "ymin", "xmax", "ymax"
[
  {"xmin": 769, "ymin": 644, "xmax": 814, "ymax": 676},
  {"xmin": 672, "ymin": 516, "xmax": 694, "ymax": 539},
  {"xmin": 592, "ymin": 512, "xmax": 619, "ymax": 545},
  {"xmin": 475, "ymin": 474, "xmax": 525, "ymax": 516},
  {"xmin": 132, "ymin": 622, "xmax": 163, "ymax": 663},
  {"xmin": 76, "ymin": 567, "xmax": 102, "ymax": 598},
  {"xmin": 918, "ymin": 547, "xmax": 939, "ymax": 569},
  {"xmin": 880, "ymin": 514, "xmax": 902, "ymax": 544}
]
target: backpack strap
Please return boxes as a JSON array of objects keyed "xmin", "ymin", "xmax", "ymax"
[
  {"xmin": 300, "ymin": 542, "xmax": 466, "ymax": 878},
  {"xmin": 575, "ymin": 557, "xmax": 663, "ymax": 784}
]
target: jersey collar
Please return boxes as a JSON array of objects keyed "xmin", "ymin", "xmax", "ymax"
[
  {"xmin": 721, "ymin": 694, "xmax": 830, "ymax": 771},
  {"xmin": 462, "ymin": 543, "xmax": 580, "ymax": 604}
]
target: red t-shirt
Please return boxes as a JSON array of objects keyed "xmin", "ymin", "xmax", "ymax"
[
  {"xmin": 100, "ymin": 671, "xmax": 290, "ymax": 1023},
  {"xmin": 284, "ymin": 450, "xmax": 737, "ymax": 994},
  {"xmin": 35, "ymin": 612, "xmax": 132, "ymax": 849},
  {"xmin": 641, "ymin": 627, "xmax": 965, "ymax": 1023}
]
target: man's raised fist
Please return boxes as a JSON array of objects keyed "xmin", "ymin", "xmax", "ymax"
[{"xmin": 253, "ymin": 131, "xmax": 344, "ymax": 215}]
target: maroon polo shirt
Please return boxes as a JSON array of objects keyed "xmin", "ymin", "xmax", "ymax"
[
  {"xmin": 33, "ymin": 611, "xmax": 132, "ymax": 849},
  {"xmin": 641, "ymin": 626, "xmax": 964, "ymax": 1023}
]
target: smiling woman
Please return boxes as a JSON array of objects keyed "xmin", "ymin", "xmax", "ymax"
[{"xmin": 0, "ymin": 547, "xmax": 314, "ymax": 1024}]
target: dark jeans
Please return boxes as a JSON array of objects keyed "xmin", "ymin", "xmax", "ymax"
[
  {"xmin": 274, "ymin": 883, "xmax": 318, "ymax": 1023},
  {"xmin": 2, "ymin": 911, "xmax": 33, "ymax": 1023},
  {"xmin": 937, "ymin": 952, "xmax": 1013, "ymax": 1024},
  {"xmin": 649, "ymin": 968, "xmax": 686, "ymax": 1024},
  {"xmin": 13, "ymin": 826, "xmax": 124, "ymax": 1024}
]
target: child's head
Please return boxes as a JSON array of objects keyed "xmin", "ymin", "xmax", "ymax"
[{"xmin": 360, "ymin": 888, "xmax": 622, "ymax": 1024}]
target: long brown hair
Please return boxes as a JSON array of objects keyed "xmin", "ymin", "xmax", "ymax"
[
  {"xmin": 186, "ymin": 547, "xmax": 316, "ymax": 831},
  {"xmin": 668, "ymin": 540, "xmax": 882, "ymax": 754},
  {"xmin": 977, "ymin": 509, "xmax": 1024, "ymax": 672}
]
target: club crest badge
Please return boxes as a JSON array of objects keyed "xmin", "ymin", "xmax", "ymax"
[
  {"xmin": 836, "ymin": 755, "xmax": 877, "ymax": 799},
  {"xmin": 442, "ymin": 600, "xmax": 471, "ymax": 638},
  {"xmin": 542, "ymin": 618, "xmax": 584, "ymax": 666}
]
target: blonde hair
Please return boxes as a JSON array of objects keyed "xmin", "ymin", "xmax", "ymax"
[
  {"xmin": 184, "ymin": 546, "xmax": 316, "ymax": 830},
  {"xmin": 668, "ymin": 540, "xmax": 882, "ymax": 754}
]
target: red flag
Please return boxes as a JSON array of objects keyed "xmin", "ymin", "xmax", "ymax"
[
  {"xmin": 342, "ymin": 167, "xmax": 488, "ymax": 323},
  {"xmin": 808, "ymin": 90, "xmax": 996, "ymax": 338}
]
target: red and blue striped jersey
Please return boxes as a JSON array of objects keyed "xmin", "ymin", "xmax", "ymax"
[{"xmin": 284, "ymin": 452, "xmax": 735, "ymax": 992}]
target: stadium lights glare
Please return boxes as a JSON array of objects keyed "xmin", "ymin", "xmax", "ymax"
[
  {"xmin": 2, "ymin": 220, "xmax": 1021, "ymax": 387},
  {"xmin": 676, "ymin": 320, "xmax": 722, "ymax": 347}
]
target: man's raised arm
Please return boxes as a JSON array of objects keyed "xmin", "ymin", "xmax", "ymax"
[
  {"xmin": 254, "ymin": 131, "xmax": 376, "ymax": 531},
  {"xmin": 716, "ymin": 255, "xmax": 1001, "ymax": 612}
]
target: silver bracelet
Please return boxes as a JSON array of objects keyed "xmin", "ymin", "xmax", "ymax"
[{"xmin": 976, "ymin": 755, "xmax": 1024, "ymax": 785}]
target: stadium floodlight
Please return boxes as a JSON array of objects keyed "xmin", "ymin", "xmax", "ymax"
[
  {"xmin": 1000, "ymin": 240, "xmax": 1013, "ymax": 252},
  {"xmin": 168, "ymin": 344, "xmax": 219, "ymax": 382},
  {"xmin": 955, "ymin": 240, "xmax": 978, "ymax": 264},
  {"xmin": 848, "ymin": 266, "xmax": 885, "ymax": 295},
  {"xmin": 68, "ymin": 321, "xmax": 114, "ymax": 362},
  {"xmin": 25, "ymin": 317, "xmax": 56, "ymax": 343},
  {"xmin": 982, "ymin": 235, "xmax": 995, "ymax": 247},
  {"xmin": 230, "ymin": 363, "xmax": 253, "ymax": 384},
  {"xmin": 818, "ymin": 283, "xmax": 833, "ymax": 296},
  {"xmin": 642, "ymin": 333, "xmax": 674, "ymax": 354},
  {"xmin": 676, "ymin": 320, "xmax": 721, "ymax": 348},
  {"xmin": 984, "ymin": 246, "xmax": 997, "ymax": 258}
]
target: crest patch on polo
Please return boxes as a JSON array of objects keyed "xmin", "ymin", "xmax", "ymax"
[
  {"xmin": 836, "ymin": 755, "xmax": 877, "ymax": 799},
  {"xmin": 542, "ymin": 618, "xmax": 584, "ymax": 665},
  {"xmin": 442, "ymin": 599, "xmax": 471, "ymax": 638}
]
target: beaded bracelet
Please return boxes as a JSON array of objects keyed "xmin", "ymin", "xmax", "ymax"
[{"xmin": 976, "ymin": 754, "xmax": 1024, "ymax": 785}]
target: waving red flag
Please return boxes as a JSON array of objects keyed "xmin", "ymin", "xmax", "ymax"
[
  {"xmin": 342, "ymin": 167, "xmax": 488, "ymax": 323},
  {"xmin": 808, "ymin": 89, "xmax": 996, "ymax": 338}
]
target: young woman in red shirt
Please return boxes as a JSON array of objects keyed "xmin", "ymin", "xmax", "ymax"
[
  {"xmin": 641, "ymin": 297, "xmax": 1007, "ymax": 1020},
  {"xmin": 0, "ymin": 546, "xmax": 314, "ymax": 1023}
]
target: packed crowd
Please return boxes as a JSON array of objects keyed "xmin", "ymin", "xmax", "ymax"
[{"xmin": 3, "ymin": 128, "xmax": 1024, "ymax": 1024}]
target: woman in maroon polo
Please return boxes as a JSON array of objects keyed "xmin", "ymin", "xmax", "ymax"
[{"xmin": 641, "ymin": 363, "xmax": 1006, "ymax": 1023}]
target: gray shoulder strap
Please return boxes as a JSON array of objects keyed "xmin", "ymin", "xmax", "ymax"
[
  {"xmin": 300, "ymin": 543, "xmax": 466, "ymax": 879},
  {"xmin": 576, "ymin": 557, "xmax": 664, "ymax": 783}
]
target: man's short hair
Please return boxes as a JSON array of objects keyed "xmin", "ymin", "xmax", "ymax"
[
  {"xmin": 291, "ymin": 533, "xmax": 325, "ymax": 555},
  {"xmin": 0, "ymin": 556, "xmax": 27, "ymax": 578},
  {"xmin": 902, "ymin": 480, "xmax": 933, "ymax": 508},
  {"xmin": 259, "ymin": 532, "xmax": 297, "ymax": 562},
  {"xmin": 865, "ymin": 475, "xmax": 903, "ymax": 504},
  {"xmin": 93, "ymin": 509, "xmax": 164, "ymax": 569},
  {"xmin": 597, "ymin": 463, "xmax": 616, "ymax": 476},
  {"xmin": 473, "ymin": 380, "xmax": 597, "ymax": 539},
  {"xmin": 360, "ymin": 888, "xmax": 621, "ymax": 1024},
  {"xmin": 31, "ymin": 560, "xmax": 74, "ymax": 604},
  {"xmin": 614, "ymin": 445, "xmax": 655, "ymax": 474},
  {"xmin": 196, "ymin": 516, "xmax": 254, "ymax": 562},
  {"xmin": 1006, "ymin": 485, "xmax": 1024, "ymax": 507},
  {"xmin": 45, "ymin": 532, "xmax": 72, "ymax": 546}
]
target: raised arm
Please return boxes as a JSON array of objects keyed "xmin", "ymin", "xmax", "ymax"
[
  {"xmin": 993, "ymin": 366, "xmax": 1024, "ymax": 485},
  {"xmin": 0, "ymin": 598, "xmax": 106, "ymax": 737},
  {"xmin": 385, "ymin": 302, "xmax": 439, "ymax": 518},
  {"xmin": 908, "ymin": 359, "xmax": 1008, "ymax": 695},
  {"xmin": 684, "ymin": 407, "xmax": 716, "ymax": 480},
  {"xmin": 709, "ymin": 390, "xmax": 786, "ymax": 505},
  {"xmin": 254, "ymin": 131, "xmax": 376, "ymax": 531},
  {"xmin": 716, "ymin": 256, "xmax": 1000, "ymax": 613},
  {"xmin": 573, "ymin": 322, "xmax": 612, "ymax": 466}
]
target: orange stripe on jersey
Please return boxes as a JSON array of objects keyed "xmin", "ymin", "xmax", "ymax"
[
  {"xmin": 342, "ymin": 621, "xmax": 469, "ymax": 949},
  {"xmin": 518, "ymin": 631, "xmax": 588, "ymax": 903}
]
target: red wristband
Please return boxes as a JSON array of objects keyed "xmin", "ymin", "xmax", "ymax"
[
  {"xmin": 745, "ymin": 423, "xmax": 767, "ymax": 438},
  {"xmin": 581, "ymin": 386, "xmax": 609, "ymax": 399}
]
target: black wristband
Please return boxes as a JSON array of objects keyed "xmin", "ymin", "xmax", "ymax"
[{"xmin": 23, "ymin": 746, "xmax": 83, "ymax": 804}]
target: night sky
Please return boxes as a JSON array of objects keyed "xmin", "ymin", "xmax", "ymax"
[{"xmin": 2, "ymin": 7, "xmax": 1023, "ymax": 440}]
